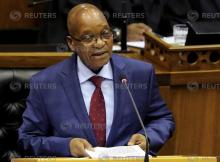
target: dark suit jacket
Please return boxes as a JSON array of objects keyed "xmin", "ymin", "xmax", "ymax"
[{"xmin": 18, "ymin": 54, "xmax": 175, "ymax": 156}]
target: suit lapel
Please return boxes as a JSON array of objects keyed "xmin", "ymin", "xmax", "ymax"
[
  {"xmin": 59, "ymin": 54, "xmax": 97, "ymax": 146},
  {"xmin": 106, "ymin": 55, "xmax": 128, "ymax": 146}
]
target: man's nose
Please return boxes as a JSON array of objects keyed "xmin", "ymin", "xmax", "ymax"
[{"xmin": 94, "ymin": 37, "xmax": 105, "ymax": 48}]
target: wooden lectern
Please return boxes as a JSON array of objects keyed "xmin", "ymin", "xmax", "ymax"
[
  {"xmin": 12, "ymin": 156, "xmax": 217, "ymax": 162},
  {"xmin": 144, "ymin": 32, "xmax": 220, "ymax": 71},
  {"xmin": 142, "ymin": 32, "xmax": 220, "ymax": 156}
]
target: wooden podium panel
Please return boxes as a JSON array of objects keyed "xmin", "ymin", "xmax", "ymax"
[
  {"xmin": 0, "ymin": 0, "xmax": 45, "ymax": 29},
  {"xmin": 142, "ymin": 32, "xmax": 220, "ymax": 156},
  {"xmin": 11, "ymin": 156, "xmax": 217, "ymax": 162},
  {"xmin": 158, "ymin": 72, "xmax": 220, "ymax": 156},
  {"xmin": 143, "ymin": 32, "xmax": 220, "ymax": 71}
]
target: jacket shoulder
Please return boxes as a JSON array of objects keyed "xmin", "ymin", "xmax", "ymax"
[
  {"xmin": 112, "ymin": 54, "xmax": 153, "ymax": 72},
  {"xmin": 31, "ymin": 57, "xmax": 71, "ymax": 82}
]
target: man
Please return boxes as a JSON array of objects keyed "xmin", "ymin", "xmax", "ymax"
[{"xmin": 19, "ymin": 4, "xmax": 175, "ymax": 157}]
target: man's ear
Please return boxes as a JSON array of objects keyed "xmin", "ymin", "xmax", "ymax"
[{"xmin": 66, "ymin": 36, "xmax": 75, "ymax": 52}]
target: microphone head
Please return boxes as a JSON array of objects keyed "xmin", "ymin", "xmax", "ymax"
[
  {"xmin": 121, "ymin": 78, "xmax": 127, "ymax": 84},
  {"xmin": 119, "ymin": 74, "xmax": 127, "ymax": 84}
]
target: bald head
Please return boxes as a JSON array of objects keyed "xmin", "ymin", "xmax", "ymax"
[
  {"xmin": 66, "ymin": 4, "xmax": 113, "ymax": 71},
  {"xmin": 67, "ymin": 3, "xmax": 108, "ymax": 36}
]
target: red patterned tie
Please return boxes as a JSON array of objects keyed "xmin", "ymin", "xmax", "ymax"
[{"xmin": 89, "ymin": 76, "xmax": 106, "ymax": 146}]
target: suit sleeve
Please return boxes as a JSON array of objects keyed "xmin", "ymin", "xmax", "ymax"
[
  {"xmin": 18, "ymin": 77, "xmax": 72, "ymax": 156},
  {"xmin": 138, "ymin": 65, "xmax": 175, "ymax": 155}
]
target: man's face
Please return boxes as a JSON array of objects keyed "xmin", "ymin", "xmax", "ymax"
[{"xmin": 67, "ymin": 9, "xmax": 113, "ymax": 71}]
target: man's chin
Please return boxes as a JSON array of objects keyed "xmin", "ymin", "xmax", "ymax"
[
  {"xmin": 89, "ymin": 53, "xmax": 111, "ymax": 70},
  {"xmin": 92, "ymin": 64, "xmax": 106, "ymax": 71},
  {"xmin": 91, "ymin": 60, "xmax": 109, "ymax": 71}
]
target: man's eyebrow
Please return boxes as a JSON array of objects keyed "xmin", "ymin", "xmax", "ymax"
[
  {"xmin": 102, "ymin": 25, "xmax": 110, "ymax": 29},
  {"xmin": 79, "ymin": 24, "xmax": 110, "ymax": 35},
  {"xmin": 80, "ymin": 30, "xmax": 94, "ymax": 35}
]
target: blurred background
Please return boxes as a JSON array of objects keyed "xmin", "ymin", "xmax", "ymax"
[{"xmin": 0, "ymin": 0, "xmax": 219, "ymax": 49}]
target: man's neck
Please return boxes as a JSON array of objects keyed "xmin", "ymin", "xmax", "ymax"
[{"xmin": 92, "ymin": 68, "xmax": 102, "ymax": 74}]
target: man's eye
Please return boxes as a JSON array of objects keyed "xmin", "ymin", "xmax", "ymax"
[
  {"xmin": 81, "ymin": 35, "xmax": 94, "ymax": 42},
  {"xmin": 102, "ymin": 30, "xmax": 112, "ymax": 37}
]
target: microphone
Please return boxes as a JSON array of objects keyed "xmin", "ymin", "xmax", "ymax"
[{"xmin": 120, "ymin": 75, "xmax": 149, "ymax": 162}]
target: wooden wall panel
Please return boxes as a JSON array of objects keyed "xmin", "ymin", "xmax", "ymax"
[
  {"xmin": 172, "ymin": 87, "xmax": 220, "ymax": 155},
  {"xmin": 0, "ymin": 0, "xmax": 44, "ymax": 29},
  {"xmin": 158, "ymin": 86, "xmax": 176, "ymax": 155},
  {"xmin": 159, "ymin": 85, "xmax": 220, "ymax": 156}
]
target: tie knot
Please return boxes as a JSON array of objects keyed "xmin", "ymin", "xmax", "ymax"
[{"xmin": 90, "ymin": 76, "xmax": 104, "ymax": 88}]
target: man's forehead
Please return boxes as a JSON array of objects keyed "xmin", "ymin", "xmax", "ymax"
[
  {"xmin": 74, "ymin": 20, "xmax": 109, "ymax": 36},
  {"xmin": 67, "ymin": 4, "xmax": 108, "ymax": 35},
  {"xmin": 71, "ymin": 7, "xmax": 100, "ymax": 18},
  {"xmin": 75, "ymin": 9, "xmax": 106, "ymax": 23},
  {"xmin": 67, "ymin": 4, "xmax": 108, "ymax": 32}
]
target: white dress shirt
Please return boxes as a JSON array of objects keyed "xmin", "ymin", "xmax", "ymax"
[{"xmin": 77, "ymin": 56, "xmax": 114, "ymax": 140}]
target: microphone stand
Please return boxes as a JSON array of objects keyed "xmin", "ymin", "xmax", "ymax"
[{"xmin": 121, "ymin": 78, "xmax": 149, "ymax": 162}]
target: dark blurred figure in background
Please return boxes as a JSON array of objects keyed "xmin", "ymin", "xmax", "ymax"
[
  {"xmin": 150, "ymin": 0, "xmax": 220, "ymax": 36},
  {"xmin": 38, "ymin": 0, "xmax": 220, "ymax": 43},
  {"xmin": 189, "ymin": 0, "xmax": 220, "ymax": 21},
  {"xmin": 156, "ymin": 0, "xmax": 191, "ymax": 36},
  {"xmin": 38, "ymin": 0, "xmax": 152, "ymax": 43}
]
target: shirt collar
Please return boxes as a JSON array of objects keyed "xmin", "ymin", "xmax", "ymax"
[{"xmin": 77, "ymin": 56, "xmax": 113, "ymax": 84}]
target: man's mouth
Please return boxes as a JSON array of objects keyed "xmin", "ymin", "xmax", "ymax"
[{"xmin": 92, "ymin": 51, "xmax": 108, "ymax": 56}]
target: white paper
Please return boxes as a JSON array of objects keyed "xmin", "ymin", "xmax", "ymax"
[
  {"xmin": 127, "ymin": 41, "xmax": 145, "ymax": 49},
  {"xmin": 112, "ymin": 41, "xmax": 145, "ymax": 51},
  {"xmin": 162, "ymin": 36, "xmax": 175, "ymax": 44},
  {"xmin": 113, "ymin": 44, "xmax": 121, "ymax": 51},
  {"xmin": 85, "ymin": 145, "xmax": 145, "ymax": 159}
]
